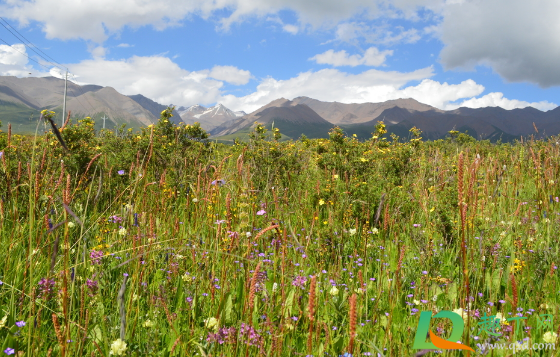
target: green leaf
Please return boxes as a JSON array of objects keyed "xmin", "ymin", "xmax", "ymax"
[
  {"xmin": 284, "ymin": 289, "xmax": 295, "ymax": 318},
  {"xmin": 224, "ymin": 293, "xmax": 233, "ymax": 325}
]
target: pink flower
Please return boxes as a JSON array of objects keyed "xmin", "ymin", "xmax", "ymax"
[{"xmin": 256, "ymin": 210, "xmax": 266, "ymax": 216}]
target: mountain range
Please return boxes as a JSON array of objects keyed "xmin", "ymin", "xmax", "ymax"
[{"xmin": 0, "ymin": 75, "xmax": 558, "ymax": 142}]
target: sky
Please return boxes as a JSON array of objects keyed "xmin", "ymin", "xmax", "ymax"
[{"xmin": 0, "ymin": 0, "xmax": 559, "ymax": 114}]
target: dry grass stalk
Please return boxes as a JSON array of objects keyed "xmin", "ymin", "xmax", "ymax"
[
  {"xmin": 248, "ymin": 261, "xmax": 262, "ymax": 312},
  {"xmin": 510, "ymin": 273, "xmax": 518, "ymax": 312},
  {"xmin": 348, "ymin": 293, "xmax": 357, "ymax": 354},
  {"xmin": 52, "ymin": 314, "xmax": 65, "ymax": 355},
  {"xmin": 253, "ymin": 224, "xmax": 280, "ymax": 243},
  {"xmin": 83, "ymin": 153, "xmax": 102, "ymax": 178},
  {"xmin": 170, "ymin": 336, "xmax": 181, "ymax": 355},
  {"xmin": 307, "ymin": 275, "xmax": 317, "ymax": 353}
]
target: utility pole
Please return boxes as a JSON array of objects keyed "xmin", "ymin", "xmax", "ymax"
[
  {"xmin": 101, "ymin": 115, "xmax": 108, "ymax": 129},
  {"xmin": 62, "ymin": 69, "xmax": 68, "ymax": 127}
]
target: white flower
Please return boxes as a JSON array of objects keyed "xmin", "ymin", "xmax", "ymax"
[
  {"xmin": 329, "ymin": 286, "xmax": 339, "ymax": 296},
  {"xmin": 272, "ymin": 283, "xmax": 278, "ymax": 293},
  {"xmin": 67, "ymin": 222, "xmax": 75, "ymax": 228},
  {"xmin": 109, "ymin": 339, "xmax": 127, "ymax": 355},
  {"xmin": 245, "ymin": 232, "xmax": 252, "ymax": 238},
  {"xmin": 192, "ymin": 198, "xmax": 199, "ymax": 203},
  {"xmin": 118, "ymin": 227, "xmax": 127, "ymax": 236},
  {"xmin": 413, "ymin": 299, "xmax": 421, "ymax": 305},
  {"xmin": 348, "ymin": 228, "xmax": 357, "ymax": 236},
  {"xmin": 543, "ymin": 331, "xmax": 557, "ymax": 343},
  {"xmin": 371, "ymin": 228, "xmax": 379, "ymax": 234},
  {"xmin": 204, "ymin": 317, "xmax": 219, "ymax": 331},
  {"xmin": 142, "ymin": 319, "xmax": 155, "ymax": 328}
]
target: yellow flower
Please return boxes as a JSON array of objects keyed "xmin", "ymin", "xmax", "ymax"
[
  {"xmin": 543, "ymin": 331, "xmax": 557, "ymax": 343},
  {"xmin": 0, "ymin": 315, "xmax": 7, "ymax": 329},
  {"xmin": 318, "ymin": 199, "xmax": 325, "ymax": 205},
  {"xmin": 109, "ymin": 339, "xmax": 127, "ymax": 355},
  {"xmin": 329, "ymin": 286, "xmax": 339, "ymax": 296},
  {"xmin": 452, "ymin": 308, "xmax": 468, "ymax": 322},
  {"xmin": 204, "ymin": 317, "xmax": 219, "ymax": 332},
  {"xmin": 142, "ymin": 319, "xmax": 155, "ymax": 328}
]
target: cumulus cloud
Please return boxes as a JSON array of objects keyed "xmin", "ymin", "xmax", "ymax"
[
  {"xmin": 0, "ymin": 0, "xmax": 381, "ymax": 43},
  {"xmin": 310, "ymin": 47, "xmax": 393, "ymax": 67},
  {"xmin": 449, "ymin": 92, "xmax": 558, "ymax": 112},
  {"xmin": 1, "ymin": 0, "xmax": 440, "ymax": 44},
  {"xmin": 440, "ymin": 0, "xmax": 560, "ymax": 87},
  {"xmin": 220, "ymin": 66, "xmax": 438, "ymax": 112},
  {"xmin": 0, "ymin": 44, "xmax": 35, "ymax": 77},
  {"xmin": 282, "ymin": 24, "xmax": 299, "ymax": 34},
  {"xmin": 208, "ymin": 65, "xmax": 252, "ymax": 85},
  {"xmin": 67, "ymin": 56, "xmax": 226, "ymax": 106}
]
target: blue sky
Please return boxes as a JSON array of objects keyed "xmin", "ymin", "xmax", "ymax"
[{"xmin": 0, "ymin": 0, "xmax": 559, "ymax": 113}]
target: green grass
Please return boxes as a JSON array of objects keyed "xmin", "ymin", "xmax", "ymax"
[{"xmin": 0, "ymin": 117, "xmax": 558, "ymax": 356}]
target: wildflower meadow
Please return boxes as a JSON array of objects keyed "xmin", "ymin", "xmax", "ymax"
[{"xmin": 0, "ymin": 108, "xmax": 558, "ymax": 356}]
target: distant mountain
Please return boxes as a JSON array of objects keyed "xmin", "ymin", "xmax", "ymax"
[
  {"xmin": 291, "ymin": 96, "xmax": 441, "ymax": 125},
  {"xmin": 0, "ymin": 76, "xmax": 158, "ymax": 132},
  {"xmin": 210, "ymin": 98, "xmax": 333, "ymax": 139},
  {"xmin": 127, "ymin": 94, "xmax": 183, "ymax": 125},
  {"xmin": 179, "ymin": 103, "xmax": 242, "ymax": 131},
  {"xmin": 211, "ymin": 96, "xmax": 560, "ymax": 142}
]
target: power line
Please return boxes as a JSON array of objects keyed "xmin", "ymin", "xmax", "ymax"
[
  {"xmin": 0, "ymin": 36, "xmax": 54, "ymax": 72},
  {"xmin": 0, "ymin": 18, "xmax": 104, "ymax": 119},
  {"xmin": 0, "ymin": 17, "xmax": 66, "ymax": 72}
]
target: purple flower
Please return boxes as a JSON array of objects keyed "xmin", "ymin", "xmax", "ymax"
[
  {"xmin": 292, "ymin": 275, "xmax": 307, "ymax": 288},
  {"xmin": 4, "ymin": 348, "xmax": 14, "ymax": 355},
  {"xmin": 90, "ymin": 250, "xmax": 104, "ymax": 265},
  {"xmin": 15, "ymin": 321, "xmax": 25, "ymax": 328},
  {"xmin": 413, "ymin": 224, "xmax": 421, "ymax": 228},
  {"xmin": 422, "ymin": 271, "xmax": 428, "ymax": 275},
  {"xmin": 117, "ymin": 170, "xmax": 125, "ymax": 175},
  {"xmin": 86, "ymin": 279, "xmax": 99, "ymax": 296},
  {"xmin": 256, "ymin": 210, "xmax": 266, "ymax": 216},
  {"xmin": 211, "ymin": 179, "xmax": 226, "ymax": 187},
  {"xmin": 239, "ymin": 323, "xmax": 262, "ymax": 347},
  {"xmin": 38, "ymin": 278, "xmax": 56, "ymax": 300}
]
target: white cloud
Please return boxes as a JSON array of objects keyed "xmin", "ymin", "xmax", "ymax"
[
  {"xmin": 331, "ymin": 22, "xmax": 422, "ymax": 46},
  {"xmin": 449, "ymin": 92, "xmax": 558, "ymax": 112},
  {"xmin": 208, "ymin": 65, "xmax": 252, "ymax": 85},
  {"xmin": 440, "ymin": 0, "xmax": 560, "ymax": 87},
  {"xmin": 0, "ymin": 44, "xmax": 35, "ymax": 77},
  {"xmin": 310, "ymin": 47, "xmax": 393, "ymax": 67},
  {"xmin": 399, "ymin": 79, "xmax": 484, "ymax": 109},
  {"xmin": 220, "ymin": 66, "xmax": 437, "ymax": 112},
  {"xmin": 116, "ymin": 43, "xmax": 133, "ymax": 48},
  {"xmin": 68, "ymin": 56, "xmax": 225, "ymax": 106},
  {"xmin": 89, "ymin": 46, "xmax": 107, "ymax": 58},
  {"xmin": 282, "ymin": 24, "xmax": 299, "ymax": 34},
  {"xmin": 1, "ymin": 0, "xmax": 435, "ymax": 43}
]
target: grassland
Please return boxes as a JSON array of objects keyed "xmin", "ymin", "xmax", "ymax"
[{"xmin": 0, "ymin": 111, "xmax": 558, "ymax": 356}]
